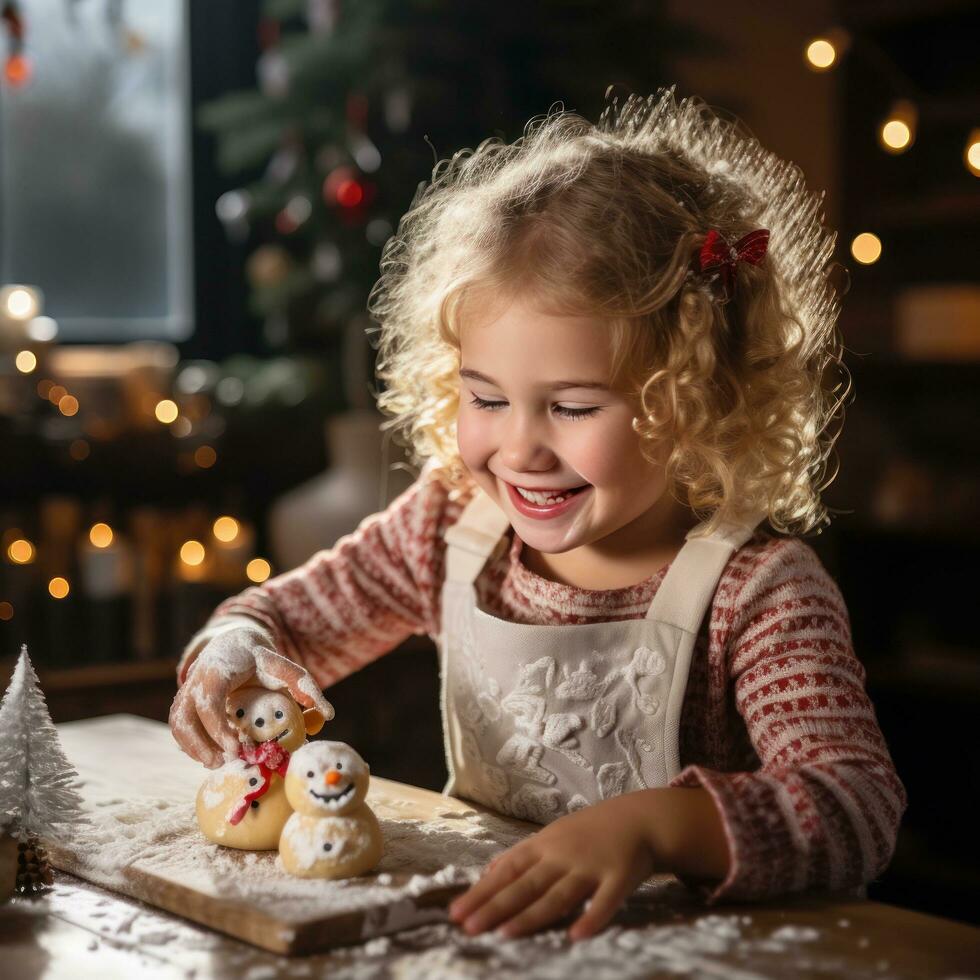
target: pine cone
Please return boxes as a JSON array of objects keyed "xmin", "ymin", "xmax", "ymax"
[{"xmin": 16, "ymin": 833, "xmax": 53, "ymax": 897}]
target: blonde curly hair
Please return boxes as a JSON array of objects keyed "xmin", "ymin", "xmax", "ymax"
[{"xmin": 367, "ymin": 86, "xmax": 852, "ymax": 538}]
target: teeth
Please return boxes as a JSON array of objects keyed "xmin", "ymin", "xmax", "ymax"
[{"xmin": 516, "ymin": 486, "xmax": 575, "ymax": 505}]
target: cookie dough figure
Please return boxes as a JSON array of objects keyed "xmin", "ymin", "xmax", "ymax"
[
  {"xmin": 279, "ymin": 741, "xmax": 383, "ymax": 879},
  {"xmin": 196, "ymin": 685, "xmax": 326, "ymax": 849}
]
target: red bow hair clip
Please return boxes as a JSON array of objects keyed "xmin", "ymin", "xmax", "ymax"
[{"xmin": 698, "ymin": 228, "xmax": 770, "ymax": 301}]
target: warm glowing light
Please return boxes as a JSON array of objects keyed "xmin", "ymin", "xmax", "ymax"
[
  {"xmin": 0, "ymin": 602, "xmax": 12, "ymax": 621},
  {"xmin": 965, "ymin": 129, "xmax": 980, "ymax": 177},
  {"xmin": 7, "ymin": 539, "xmax": 35, "ymax": 564},
  {"xmin": 59, "ymin": 394, "xmax": 79, "ymax": 417},
  {"xmin": 15, "ymin": 350, "xmax": 37, "ymax": 373},
  {"xmin": 69, "ymin": 439, "xmax": 90, "ymax": 461},
  {"xmin": 213, "ymin": 516, "xmax": 240, "ymax": 543},
  {"xmin": 1, "ymin": 285, "xmax": 40, "ymax": 320},
  {"xmin": 155, "ymin": 399, "xmax": 179, "ymax": 424},
  {"xmin": 194, "ymin": 445, "xmax": 217, "ymax": 468},
  {"xmin": 48, "ymin": 385, "xmax": 67, "ymax": 404},
  {"xmin": 879, "ymin": 101, "xmax": 917, "ymax": 154},
  {"xmin": 881, "ymin": 119, "xmax": 911, "ymax": 151},
  {"xmin": 180, "ymin": 540, "xmax": 206, "ymax": 566},
  {"xmin": 49, "ymin": 577, "xmax": 70, "ymax": 599},
  {"xmin": 89, "ymin": 523, "xmax": 114, "ymax": 548},
  {"xmin": 851, "ymin": 232, "xmax": 883, "ymax": 265},
  {"xmin": 805, "ymin": 38, "xmax": 837, "ymax": 70},
  {"xmin": 247, "ymin": 558, "xmax": 272, "ymax": 583}
]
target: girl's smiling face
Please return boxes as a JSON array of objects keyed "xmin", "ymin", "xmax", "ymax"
[{"xmin": 456, "ymin": 290, "xmax": 694, "ymax": 578}]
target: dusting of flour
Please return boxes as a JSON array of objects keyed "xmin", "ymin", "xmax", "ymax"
[
  {"xmin": 66, "ymin": 793, "xmax": 528, "ymax": 929},
  {"xmin": 50, "ymin": 796, "xmax": 900, "ymax": 978}
]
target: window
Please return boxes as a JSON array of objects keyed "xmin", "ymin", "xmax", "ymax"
[{"xmin": 0, "ymin": 0, "xmax": 193, "ymax": 341}]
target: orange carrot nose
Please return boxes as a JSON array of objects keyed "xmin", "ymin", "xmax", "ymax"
[{"xmin": 325, "ymin": 770, "xmax": 341, "ymax": 786}]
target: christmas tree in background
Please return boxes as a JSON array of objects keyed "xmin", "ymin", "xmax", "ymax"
[
  {"xmin": 199, "ymin": 0, "xmax": 705, "ymax": 409},
  {"xmin": 0, "ymin": 645, "xmax": 88, "ymax": 896}
]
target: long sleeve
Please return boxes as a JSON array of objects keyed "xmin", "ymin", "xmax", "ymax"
[
  {"xmin": 178, "ymin": 461, "xmax": 472, "ymax": 688},
  {"xmin": 668, "ymin": 537, "xmax": 907, "ymax": 903}
]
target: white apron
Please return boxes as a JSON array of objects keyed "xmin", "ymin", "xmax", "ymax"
[{"xmin": 436, "ymin": 488, "xmax": 763, "ymax": 825}]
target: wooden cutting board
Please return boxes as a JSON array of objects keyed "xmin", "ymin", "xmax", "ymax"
[{"xmin": 48, "ymin": 714, "xmax": 535, "ymax": 954}]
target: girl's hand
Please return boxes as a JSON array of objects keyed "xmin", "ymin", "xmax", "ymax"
[
  {"xmin": 169, "ymin": 627, "xmax": 334, "ymax": 768},
  {"xmin": 448, "ymin": 795, "xmax": 657, "ymax": 941}
]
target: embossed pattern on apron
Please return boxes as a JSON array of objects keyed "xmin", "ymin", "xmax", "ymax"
[{"xmin": 436, "ymin": 490, "xmax": 764, "ymax": 824}]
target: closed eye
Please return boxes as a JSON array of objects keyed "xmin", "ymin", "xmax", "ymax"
[{"xmin": 468, "ymin": 394, "xmax": 601, "ymax": 421}]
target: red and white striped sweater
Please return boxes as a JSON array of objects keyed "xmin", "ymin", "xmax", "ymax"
[{"xmin": 182, "ymin": 464, "xmax": 906, "ymax": 904}]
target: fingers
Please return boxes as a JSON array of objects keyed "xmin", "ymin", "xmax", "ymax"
[
  {"xmin": 449, "ymin": 847, "xmax": 537, "ymax": 925},
  {"xmin": 193, "ymin": 686, "xmax": 243, "ymax": 760},
  {"xmin": 568, "ymin": 876, "xmax": 630, "ymax": 941},
  {"xmin": 497, "ymin": 874, "xmax": 595, "ymax": 938},
  {"xmin": 456, "ymin": 859, "xmax": 563, "ymax": 936},
  {"xmin": 170, "ymin": 692, "xmax": 224, "ymax": 768},
  {"xmin": 255, "ymin": 649, "xmax": 335, "ymax": 723}
]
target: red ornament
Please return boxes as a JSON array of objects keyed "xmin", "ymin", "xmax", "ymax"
[
  {"xmin": 336, "ymin": 178, "xmax": 363, "ymax": 208},
  {"xmin": 698, "ymin": 228, "xmax": 770, "ymax": 299}
]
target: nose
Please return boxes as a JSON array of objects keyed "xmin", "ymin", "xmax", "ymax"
[
  {"xmin": 498, "ymin": 410, "xmax": 555, "ymax": 473},
  {"xmin": 254, "ymin": 717, "xmax": 265, "ymax": 728},
  {"xmin": 325, "ymin": 770, "xmax": 341, "ymax": 786}
]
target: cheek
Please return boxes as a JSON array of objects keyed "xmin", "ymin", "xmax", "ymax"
[{"xmin": 456, "ymin": 408, "xmax": 492, "ymax": 465}]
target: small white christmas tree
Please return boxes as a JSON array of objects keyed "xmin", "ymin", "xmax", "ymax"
[{"xmin": 0, "ymin": 645, "xmax": 88, "ymax": 895}]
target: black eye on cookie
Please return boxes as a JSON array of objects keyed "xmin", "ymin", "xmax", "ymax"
[
  {"xmin": 235, "ymin": 708, "xmax": 245, "ymax": 718},
  {"xmin": 275, "ymin": 710, "xmax": 284, "ymax": 720}
]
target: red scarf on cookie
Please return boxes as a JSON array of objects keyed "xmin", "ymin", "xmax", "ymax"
[{"xmin": 228, "ymin": 739, "xmax": 291, "ymax": 826}]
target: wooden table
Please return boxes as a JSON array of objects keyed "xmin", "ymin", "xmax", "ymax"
[{"xmin": 1, "ymin": 715, "xmax": 978, "ymax": 979}]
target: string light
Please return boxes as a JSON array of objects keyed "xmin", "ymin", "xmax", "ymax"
[
  {"xmin": 246, "ymin": 558, "xmax": 272, "ymax": 583},
  {"xmin": 179, "ymin": 540, "xmax": 205, "ymax": 566},
  {"xmin": 155, "ymin": 399, "xmax": 179, "ymax": 424},
  {"xmin": 803, "ymin": 28, "xmax": 851, "ymax": 72},
  {"xmin": 58, "ymin": 394, "xmax": 79, "ymax": 416},
  {"xmin": 89, "ymin": 523, "xmax": 113, "ymax": 548},
  {"xmin": 0, "ymin": 284, "xmax": 41, "ymax": 320},
  {"xmin": 48, "ymin": 577, "xmax": 70, "ymax": 599},
  {"xmin": 965, "ymin": 128, "xmax": 980, "ymax": 178},
  {"xmin": 7, "ymin": 538, "xmax": 34, "ymax": 564},
  {"xmin": 879, "ymin": 99, "xmax": 917, "ymax": 154},
  {"xmin": 15, "ymin": 350, "xmax": 36, "ymax": 373},
  {"xmin": 851, "ymin": 232, "xmax": 882, "ymax": 265},
  {"xmin": 27, "ymin": 316, "xmax": 58, "ymax": 342},
  {"xmin": 213, "ymin": 516, "xmax": 239, "ymax": 542},
  {"xmin": 194, "ymin": 445, "xmax": 217, "ymax": 468}
]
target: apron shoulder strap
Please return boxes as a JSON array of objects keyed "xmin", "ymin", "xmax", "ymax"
[
  {"xmin": 444, "ymin": 486, "xmax": 512, "ymax": 585},
  {"xmin": 646, "ymin": 510, "xmax": 767, "ymax": 632}
]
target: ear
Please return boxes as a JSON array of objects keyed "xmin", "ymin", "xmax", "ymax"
[{"xmin": 303, "ymin": 707, "xmax": 326, "ymax": 736}]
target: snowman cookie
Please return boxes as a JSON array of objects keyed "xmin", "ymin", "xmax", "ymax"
[
  {"xmin": 196, "ymin": 684, "xmax": 327, "ymax": 850},
  {"xmin": 279, "ymin": 741, "xmax": 383, "ymax": 879}
]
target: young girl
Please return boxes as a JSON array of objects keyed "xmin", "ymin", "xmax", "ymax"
[{"xmin": 170, "ymin": 86, "xmax": 906, "ymax": 941}]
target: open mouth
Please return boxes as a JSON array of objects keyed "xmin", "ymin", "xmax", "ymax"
[
  {"xmin": 309, "ymin": 783, "xmax": 356, "ymax": 808},
  {"xmin": 506, "ymin": 481, "xmax": 591, "ymax": 519}
]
